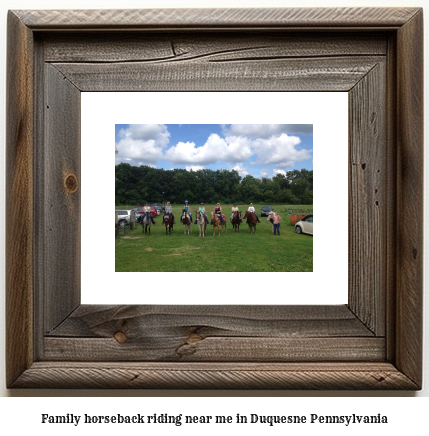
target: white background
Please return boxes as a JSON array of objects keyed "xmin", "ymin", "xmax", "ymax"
[
  {"xmin": 82, "ymin": 92, "xmax": 348, "ymax": 305},
  {"xmin": 0, "ymin": 0, "xmax": 428, "ymax": 428}
]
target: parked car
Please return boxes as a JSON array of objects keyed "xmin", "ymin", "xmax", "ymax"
[
  {"xmin": 132, "ymin": 206, "xmax": 157, "ymax": 217},
  {"xmin": 295, "ymin": 214, "xmax": 313, "ymax": 235},
  {"xmin": 115, "ymin": 209, "xmax": 132, "ymax": 227},
  {"xmin": 150, "ymin": 204, "xmax": 162, "ymax": 215},
  {"xmin": 261, "ymin": 206, "xmax": 274, "ymax": 217}
]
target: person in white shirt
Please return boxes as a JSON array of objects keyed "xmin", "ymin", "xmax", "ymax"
[
  {"xmin": 143, "ymin": 202, "xmax": 156, "ymax": 224},
  {"xmin": 248, "ymin": 203, "xmax": 261, "ymax": 223}
]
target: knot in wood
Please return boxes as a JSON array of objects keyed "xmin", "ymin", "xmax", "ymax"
[
  {"xmin": 114, "ymin": 331, "xmax": 128, "ymax": 343},
  {"xmin": 64, "ymin": 174, "xmax": 78, "ymax": 193},
  {"xmin": 186, "ymin": 333, "xmax": 203, "ymax": 344}
]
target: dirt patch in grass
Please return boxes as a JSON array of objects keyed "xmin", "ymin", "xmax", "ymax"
[
  {"xmin": 145, "ymin": 248, "xmax": 153, "ymax": 252},
  {"xmin": 122, "ymin": 236, "xmax": 140, "ymax": 240},
  {"xmin": 161, "ymin": 246, "xmax": 202, "ymax": 257}
]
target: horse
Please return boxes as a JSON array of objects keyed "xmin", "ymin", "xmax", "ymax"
[
  {"xmin": 267, "ymin": 211, "xmax": 275, "ymax": 234},
  {"xmin": 211, "ymin": 211, "xmax": 227, "ymax": 236},
  {"xmin": 163, "ymin": 213, "xmax": 174, "ymax": 235},
  {"xmin": 141, "ymin": 213, "xmax": 151, "ymax": 235},
  {"xmin": 231, "ymin": 211, "xmax": 242, "ymax": 233},
  {"xmin": 243, "ymin": 210, "xmax": 257, "ymax": 234},
  {"xmin": 182, "ymin": 209, "xmax": 192, "ymax": 235},
  {"xmin": 196, "ymin": 211, "xmax": 207, "ymax": 237}
]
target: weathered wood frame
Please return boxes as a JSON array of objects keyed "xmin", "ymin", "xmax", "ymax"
[{"xmin": 6, "ymin": 8, "xmax": 423, "ymax": 390}]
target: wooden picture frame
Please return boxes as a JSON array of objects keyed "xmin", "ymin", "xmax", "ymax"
[{"xmin": 6, "ymin": 7, "xmax": 423, "ymax": 390}]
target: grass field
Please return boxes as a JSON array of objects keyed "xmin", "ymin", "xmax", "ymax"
[{"xmin": 115, "ymin": 204, "xmax": 313, "ymax": 272}]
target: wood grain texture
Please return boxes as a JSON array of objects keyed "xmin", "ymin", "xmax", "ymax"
[
  {"xmin": 395, "ymin": 9, "xmax": 424, "ymax": 388},
  {"xmin": 348, "ymin": 62, "xmax": 386, "ymax": 336},
  {"xmin": 43, "ymin": 64, "xmax": 81, "ymax": 333},
  {"xmin": 33, "ymin": 38, "xmax": 47, "ymax": 361},
  {"xmin": 44, "ymin": 337, "xmax": 385, "ymax": 362},
  {"xmin": 42, "ymin": 33, "xmax": 388, "ymax": 63},
  {"xmin": 6, "ymin": 11, "xmax": 34, "ymax": 388},
  {"xmin": 6, "ymin": 7, "xmax": 423, "ymax": 390},
  {"xmin": 47, "ymin": 305, "xmax": 374, "ymax": 338},
  {"xmin": 11, "ymin": 362, "xmax": 419, "ymax": 390},
  {"xmin": 44, "ymin": 305, "xmax": 380, "ymax": 362},
  {"xmin": 52, "ymin": 56, "xmax": 384, "ymax": 92},
  {"xmin": 14, "ymin": 8, "xmax": 421, "ymax": 29}
]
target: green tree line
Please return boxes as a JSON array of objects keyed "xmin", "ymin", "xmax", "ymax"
[{"xmin": 115, "ymin": 163, "xmax": 313, "ymax": 205}]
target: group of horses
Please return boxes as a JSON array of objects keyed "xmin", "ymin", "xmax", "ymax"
[
  {"xmin": 137, "ymin": 210, "xmax": 191, "ymax": 236},
  {"xmin": 138, "ymin": 209, "xmax": 263, "ymax": 236}
]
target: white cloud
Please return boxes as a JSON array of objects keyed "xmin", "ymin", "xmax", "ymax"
[
  {"xmin": 273, "ymin": 169, "xmax": 287, "ymax": 176},
  {"xmin": 164, "ymin": 130, "xmax": 311, "ymax": 171},
  {"xmin": 260, "ymin": 168, "xmax": 269, "ymax": 178},
  {"xmin": 116, "ymin": 124, "xmax": 170, "ymax": 166},
  {"xmin": 230, "ymin": 163, "xmax": 249, "ymax": 177},
  {"xmin": 165, "ymin": 134, "xmax": 253, "ymax": 166},
  {"xmin": 221, "ymin": 136, "xmax": 255, "ymax": 162},
  {"xmin": 252, "ymin": 133, "xmax": 310, "ymax": 166},
  {"xmin": 186, "ymin": 165, "xmax": 204, "ymax": 171},
  {"xmin": 118, "ymin": 124, "xmax": 170, "ymax": 147},
  {"xmin": 115, "ymin": 138, "xmax": 164, "ymax": 166},
  {"xmin": 165, "ymin": 140, "xmax": 208, "ymax": 164}
]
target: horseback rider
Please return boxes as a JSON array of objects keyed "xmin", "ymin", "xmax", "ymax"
[
  {"xmin": 248, "ymin": 202, "xmax": 261, "ymax": 223},
  {"xmin": 142, "ymin": 202, "xmax": 156, "ymax": 224},
  {"xmin": 164, "ymin": 201, "xmax": 175, "ymax": 224},
  {"xmin": 180, "ymin": 200, "xmax": 192, "ymax": 223},
  {"xmin": 212, "ymin": 203, "xmax": 225, "ymax": 225},
  {"xmin": 230, "ymin": 203, "xmax": 241, "ymax": 222},
  {"xmin": 196, "ymin": 202, "xmax": 209, "ymax": 224}
]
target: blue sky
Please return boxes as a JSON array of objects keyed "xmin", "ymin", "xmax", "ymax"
[{"xmin": 115, "ymin": 124, "xmax": 313, "ymax": 178}]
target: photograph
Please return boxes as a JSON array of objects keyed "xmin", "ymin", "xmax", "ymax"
[{"xmin": 114, "ymin": 124, "xmax": 313, "ymax": 272}]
